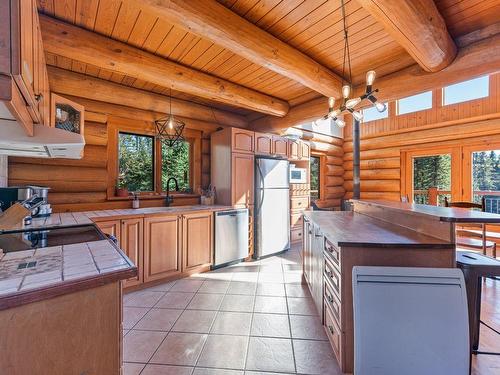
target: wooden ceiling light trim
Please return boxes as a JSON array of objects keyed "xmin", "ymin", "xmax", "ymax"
[
  {"xmin": 357, "ymin": 0, "xmax": 457, "ymax": 72},
  {"xmin": 40, "ymin": 15, "xmax": 289, "ymax": 117},
  {"xmin": 250, "ymin": 34, "xmax": 500, "ymax": 133},
  {"xmin": 132, "ymin": 0, "xmax": 345, "ymax": 98},
  {"xmin": 47, "ymin": 66, "xmax": 248, "ymax": 128}
]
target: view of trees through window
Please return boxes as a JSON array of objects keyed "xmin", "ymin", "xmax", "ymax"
[
  {"xmin": 310, "ymin": 156, "xmax": 320, "ymax": 201},
  {"xmin": 472, "ymin": 150, "xmax": 500, "ymax": 213},
  {"xmin": 118, "ymin": 133, "xmax": 191, "ymax": 193},
  {"xmin": 162, "ymin": 141, "xmax": 191, "ymax": 192},
  {"xmin": 413, "ymin": 154, "xmax": 451, "ymax": 205},
  {"xmin": 118, "ymin": 132, "xmax": 154, "ymax": 192}
]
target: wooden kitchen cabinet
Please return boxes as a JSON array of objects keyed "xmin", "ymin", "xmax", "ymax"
[
  {"xmin": 272, "ymin": 135, "xmax": 289, "ymax": 157},
  {"xmin": 255, "ymin": 132, "xmax": 273, "ymax": 155},
  {"xmin": 144, "ymin": 215, "xmax": 182, "ymax": 282},
  {"xmin": 182, "ymin": 212, "xmax": 213, "ymax": 272},
  {"xmin": 231, "ymin": 128, "xmax": 255, "ymax": 154},
  {"xmin": 96, "ymin": 220, "xmax": 121, "ymax": 241},
  {"xmin": 232, "ymin": 152, "xmax": 254, "ymax": 207},
  {"xmin": 0, "ymin": 0, "xmax": 51, "ymax": 134},
  {"xmin": 288, "ymin": 140, "xmax": 300, "ymax": 160},
  {"xmin": 120, "ymin": 218, "xmax": 144, "ymax": 287},
  {"xmin": 300, "ymin": 140, "xmax": 311, "ymax": 160}
]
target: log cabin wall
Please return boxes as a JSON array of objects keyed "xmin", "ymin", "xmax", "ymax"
[
  {"xmin": 7, "ymin": 97, "xmax": 215, "ymax": 212},
  {"xmin": 343, "ymin": 73, "xmax": 500, "ymax": 201},
  {"xmin": 296, "ymin": 130, "xmax": 344, "ymax": 209},
  {"xmin": 0, "ymin": 156, "xmax": 7, "ymax": 187}
]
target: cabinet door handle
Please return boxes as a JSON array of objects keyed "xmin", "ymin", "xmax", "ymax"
[
  {"xmin": 35, "ymin": 93, "xmax": 43, "ymax": 102},
  {"xmin": 327, "ymin": 294, "xmax": 333, "ymax": 303},
  {"xmin": 328, "ymin": 325, "xmax": 334, "ymax": 334}
]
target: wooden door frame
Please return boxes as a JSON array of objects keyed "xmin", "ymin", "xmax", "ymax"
[
  {"xmin": 401, "ymin": 146, "xmax": 462, "ymax": 203},
  {"xmin": 462, "ymin": 141, "xmax": 500, "ymax": 202}
]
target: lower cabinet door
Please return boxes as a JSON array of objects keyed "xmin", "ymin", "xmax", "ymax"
[
  {"xmin": 182, "ymin": 212, "xmax": 213, "ymax": 272},
  {"xmin": 120, "ymin": 218, "xmax": 144, "ymax": 287},
  {"xmin": 96, "ymin": 220, "xmax": 121, "ymax": 241},
  {"xmin": 144, "ymin": 215, "xmax": 182, "ymax": 282}
]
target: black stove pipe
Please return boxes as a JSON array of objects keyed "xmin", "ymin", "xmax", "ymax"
[{"xmin": 353, "ymin": 119, "xmax": 361, "ymax": 200}]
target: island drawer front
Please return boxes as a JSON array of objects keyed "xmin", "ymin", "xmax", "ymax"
[
  {"xmin": 290, "ymin": 210, "xmax": 304, "ymax": 228},
  {"xmin": 291, "ymin": 227, "xmax": 303, "ymax": 243},
  {"xmin": 290, "ymin": 196, "xmax": 309, "ymax": 210},
  {"xmin": 325, "ymin": 302, "xmax": 342, "ymax": 364},
  {"xmin": 324, "ymin": 279, "xmax": 341, "ymax": 327},
  {"xmin": 324, "ymin": 257, "xmax": 341, "ymax": 298},
  {"xmin": 324, "ymin": 239, "xmax": 340, "ymax": 270}
]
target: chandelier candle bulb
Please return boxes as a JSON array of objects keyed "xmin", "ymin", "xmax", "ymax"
[
  {"xmin": 346, "ymin": 97, "xmax": 362, "ymax": 109},
  {"xmin": 328, "ymin": 97, "xmax": 336, "ymax": 110},
  {"xmin": 342, "ymin": 85, "xmax": 351, "ymax": 99},
  {"xmin": 366, "ymin": 70, "xmax": 376, "ymax": 86},
  {"xmin": 335, "ymin": 118, "xmax": 346, "ymax": 128},
  {"xmin": 351, "ymin": 110, "xmax": 363, "ymax": 121},
  {"xmin": 375, "ymin": 102, "xmax": 387, "ymax": 113}
]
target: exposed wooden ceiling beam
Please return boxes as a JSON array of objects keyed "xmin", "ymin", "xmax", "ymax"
[
  {"xmin": 250, "ymin": 34, "xmax": 500, "ymax": 133},
  {"xmin": 357, "ymin": 0, "xmax": 457, "ymax": 72},
  {"xmin": 47, "ymin": 66, "xmax": 248, "ymax": 128},
  {"xmin": 132, "ymin": 0, "xmax": 344, "ymax": 98},
  {"xmin": 40, "ymin": 15, "xmax": 288, "ymax": 117}
]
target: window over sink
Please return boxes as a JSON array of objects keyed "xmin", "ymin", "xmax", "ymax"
[{"xmin": 117, "ymin": 131, "xmax": 192, "ymax": 195}]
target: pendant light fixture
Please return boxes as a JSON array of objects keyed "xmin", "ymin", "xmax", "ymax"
[
  {"xmin": 155, "ymin": 88, "xmax": 185, "ymax": 147},
  {"xmin": 324, "ymin": 0, "xmax": 385, "ymax": 127}
]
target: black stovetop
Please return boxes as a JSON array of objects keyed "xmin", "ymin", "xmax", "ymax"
[{"xmin": 0, "ymin": 225, "xmax": 106, "ymax": 252}]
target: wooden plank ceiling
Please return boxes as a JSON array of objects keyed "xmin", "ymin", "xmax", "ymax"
[{"xmin": 37, "ymin": 0, "xmax": 500, "ymax": 118}]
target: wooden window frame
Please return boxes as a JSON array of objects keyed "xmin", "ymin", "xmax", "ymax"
[
  {"xmin": 401, "ymin": 139, "xmax": 500, "ymax": 205},
  {"xmin": 107, "ymin": 117, "xmax": 202, "ymax": 199},
  {"xmin": 311, "ymin": 151, "xmax": 326, "ymax": 202}
]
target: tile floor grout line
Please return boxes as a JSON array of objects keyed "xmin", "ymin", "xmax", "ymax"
[{"xmin": 283, "ymin": 254, "xmax": 299, "ymax": 374}]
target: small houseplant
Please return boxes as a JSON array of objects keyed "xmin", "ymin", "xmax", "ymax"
[{"xmin": 115, "ymin": 174, "xmax": 129, "ymax": 197}]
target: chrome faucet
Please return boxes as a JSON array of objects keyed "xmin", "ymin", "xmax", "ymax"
[{"xmin": 165, "ymin": 177, "xmax": 179, "ymax": 207}]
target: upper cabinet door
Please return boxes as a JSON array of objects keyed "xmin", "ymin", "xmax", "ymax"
[
  {"xmin": 232, "ymin": 128, "xmax": 254, "ymax": 154},
  {"xmin": 273, "ymin": 136, "xmax": 288, "ymax": 157},
  {"xmin": 16, "ymin": 0, "xmax": 36, "ymax": 105},
  {"xmin": 255, "ymin": 132, "xmax": 273, "ymax": 155},
  {"xmin": 232, "ymin": 152, "xmax": 254, "ymax": 206},
  {"xmin": 300, "ymin": 141, "xmax": 311, "ymax": 160},
  {"xmin": 288, "ymin": 140, "xmax": 300, "ymax": 160}
]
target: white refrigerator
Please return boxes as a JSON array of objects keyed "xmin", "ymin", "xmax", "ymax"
[{"xmin": 254, "ymin": 157, "xmax": 290, "ymax": 258}]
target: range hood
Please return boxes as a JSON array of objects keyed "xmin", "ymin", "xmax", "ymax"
[{"xmin": 0, "ymin": 120, "xmax": 85, "ymax": 159}]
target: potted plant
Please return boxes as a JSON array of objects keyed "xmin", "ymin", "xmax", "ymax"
[{"xmin": 115, "ymin": 174, "xmax": 129, "ymax": 197}]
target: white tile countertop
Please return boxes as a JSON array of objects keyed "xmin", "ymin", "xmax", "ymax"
[{"xmin": 3, "ymin": 204, "xmax": 233, "ymax": 232}]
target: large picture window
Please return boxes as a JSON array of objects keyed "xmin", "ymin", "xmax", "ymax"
[{"xmin": 310, "ymin": 156, "xmax": 321, "ymax": 201}]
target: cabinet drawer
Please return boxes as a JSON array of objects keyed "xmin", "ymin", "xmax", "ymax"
[
  {"xmin": 291, "ymin": 227, "xmax": 303, "ymax": 243},
  {"xmin": 290, "ymin": 197, "xmax": 309, "ymax": 210},
  {"xmin": 324, "ymin": 257, "xmax": 341, "ymax": 298},
  {"xmin": 290, "ymin": 211, "xmax": 303, "ymax": 228},
  {"xmin": 324, "ymin": 303, "xmax": 342, "ymax": 363},
  {"xmin": 324, "ymin": 239, "xmax": 340, "ymax": 270},
  {"xmin": 324, "ymin": 279, "xmax": 341, "ymax": 327}
]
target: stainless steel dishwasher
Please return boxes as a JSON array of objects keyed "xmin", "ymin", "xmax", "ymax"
[{"xmin": 214, "ymin": 208, "xmax": 249, "ymax": 268}]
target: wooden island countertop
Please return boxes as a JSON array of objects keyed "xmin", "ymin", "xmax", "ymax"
[{"xmin": 303, "ymin": 210, "xmax": 455, "ymax": 248}]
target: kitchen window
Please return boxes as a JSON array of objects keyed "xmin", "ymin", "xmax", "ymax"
[
  {"xmin": 118, "ymin": 132, "xmax": 155, "ymax": 192},
  {"xmin": 161, "ymin": 141, "xmax": 191, "ymax": 192},
  {"xmin": 117, "ymin": 131, "xmax": 193, "ymax": 195},
  {"xmin": 362, "ymin": 103, "xmax": 388, "ymax": 122},
  {"xmin": 310, "ymin": 155, "xmax": 321, "ymax": 201}
]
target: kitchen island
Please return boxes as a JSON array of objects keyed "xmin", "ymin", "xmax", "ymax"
[
  {"xmin": 303, "ymin": 200, "xmax": 500, "ymax": 374},
  {"xmin": 0, "ymin": 226, "xmax": 137, "ymax": 374}
]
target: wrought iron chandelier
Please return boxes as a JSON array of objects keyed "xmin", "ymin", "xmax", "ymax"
[
  {"xmin": 155, "ymin": 88, "xmax": 185, "ymax": 147},
  {"xmin": 324, "ymin": 0, "xmax": 386, "ymax": 128}
]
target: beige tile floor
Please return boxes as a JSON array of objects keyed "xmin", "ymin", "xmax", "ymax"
[
  {"xmin": 122, "ymin": 246, "xmax": 342, "ymax": 375},
  {"xmin": 123, "ymin": 246, "xmax": 500, "ymax": 375}
]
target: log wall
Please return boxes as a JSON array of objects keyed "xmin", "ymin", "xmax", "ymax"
[
  {"xmin": 343, "ymin": 73, "xmax": 500, "ymax": 201},
  {"xmin": 8, "ymin": 99, "xmax": 211, "ymax": 212}
]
